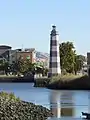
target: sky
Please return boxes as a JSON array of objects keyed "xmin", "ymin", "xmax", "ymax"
[{"xmin": 0, "ymin": 0, "xmax": 90, "ymax": 56}]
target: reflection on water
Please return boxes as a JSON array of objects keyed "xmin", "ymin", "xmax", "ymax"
[
  {"xmin": 60, "ymin": 91, "xmax": 74, "ymax": 117},
  {"xmin": 0, "ymin": 83, "xmax": 90, "ymax": 119},
  {"xmin": 50, "ymin": 91, "xmax": 75, "ymax": 118},
  {"xmin": 49, "ymin": 90, "xmax": 90, "ymax": 119}
]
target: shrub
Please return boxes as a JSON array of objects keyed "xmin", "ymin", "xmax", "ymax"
[
  {"xmin": 49, "ymin": 74, "xmax": 82, "ymax": 84},
  {"xmin": 0, "ymin": 91, "xmax": 20, "ymax": 102}
]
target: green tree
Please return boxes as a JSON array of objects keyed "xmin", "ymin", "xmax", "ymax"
[
  {"xmin": 74, "ymin": 55, "xmax": 86, "ymax": 74},
  {"xmin": 12, "ymin": 58, "xmax": 36, "ymax": 75},
  {"xmin": 11, "ymin": 56, "xmax": 25, "ymax": 75},
  {"xmin": 0, "ymin": 60, "xmax": 4, "ymax": 71},
  {"xmin": 60, "ymin": 41, "xmax": 76, "ymax": 74},
  {"xmin": 0, "ymin": 60, "xmax": 10, "ymax": 75}
]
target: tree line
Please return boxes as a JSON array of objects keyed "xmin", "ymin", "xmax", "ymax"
[
  {"xmin": 0, "ymin": 41, "xmax": 86, "ymax": 76},
  {"xmin": 0, "ymin": 58, "xmax": 48, "ymax": 76}
]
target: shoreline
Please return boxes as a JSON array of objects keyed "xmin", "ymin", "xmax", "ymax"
[
  {"xmin": 34, "ymin": 75, "xmax": 90, "ymax": 90},
  {"xmin": 0, "ymin": 76, "xmax": 34, "ymax": 82},
  {"xmin": 0, "ymin": 75, "xmax": 90, "ymax": 90},
  {"xmin": 47, "ymin": 75, "xmax": 90, "ymax": 90},
  {"xmin": 0, "ymin": 91, "xmax": 53, "ymax": 120}
]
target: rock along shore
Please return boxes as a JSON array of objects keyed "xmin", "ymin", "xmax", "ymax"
[{"xmin": 0, "ymin": 92, "xmax": 53, "ymax": 120}]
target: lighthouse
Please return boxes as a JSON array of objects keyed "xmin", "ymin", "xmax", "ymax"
[{"xmin": 48, "ymin": 25, "xmax": 61, "ymax": 77}]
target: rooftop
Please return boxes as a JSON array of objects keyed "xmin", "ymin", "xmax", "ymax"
[{"xmin": 0, "ymin": 45, "xmax": 12, "ymax": 49}]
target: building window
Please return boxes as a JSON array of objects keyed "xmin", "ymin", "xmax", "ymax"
[
  {"xmin": 6, "ymin": 55, "xmax": 8, "ymax": 58},
  {"xmin": 21, "ymin": 56, "xmax": 23, "ymax": 59},
  {"xmin": 26, "ymin": 55, "xmax": 30, "ymax": 60}
]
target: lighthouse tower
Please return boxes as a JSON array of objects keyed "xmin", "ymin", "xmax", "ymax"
[{"xmin": 48, "ymin": 25, "xmax": 61, "ymax": 77}]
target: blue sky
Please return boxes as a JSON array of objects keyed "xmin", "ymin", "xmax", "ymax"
[{"xmin": 0, "ymin": 0, "xmax": 90, "ymax": 55}]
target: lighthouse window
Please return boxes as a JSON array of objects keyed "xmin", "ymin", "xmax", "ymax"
[{"xmin": 52, "ymin": 36, "xmax": 56, "ymax": 41}]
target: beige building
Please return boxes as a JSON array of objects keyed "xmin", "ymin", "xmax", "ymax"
[{"xmin": 10, "ymin": 48, "xmax": 36, "ymax": 64}]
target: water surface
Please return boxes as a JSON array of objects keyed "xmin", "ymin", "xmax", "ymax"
[{"xmin": 0, "ymin": 83, "xmax": 89, "ymax": 119}]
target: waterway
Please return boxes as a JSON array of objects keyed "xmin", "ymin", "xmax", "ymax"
[{"xmin": 0, "ymin": 83, "xmax": 89, "ymax": 119}]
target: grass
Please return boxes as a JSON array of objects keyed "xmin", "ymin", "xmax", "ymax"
[
  {"xmin": 47, "ymin": 74, "xmax": 90, "ymax": 90},
  {"xmin": 34, "ymin": 74, "xmax": 90, "ymax": 90},
  {"xmin": 49, "ymin": 74, "xmax": 82, "ymax": 83},
  {"xmin": 0, "ymin": 91, "xmax": 20, "ymax": 101},
  {"xmin": 34, "ymin": 74, "xmax": 81, "ymax": 88}
]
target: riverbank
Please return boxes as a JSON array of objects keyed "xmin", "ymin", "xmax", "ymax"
[
  {"xmin": 0, "ymin": 91, "xmax": 53, "ymax": 120},
  {"xmin": 34, "ymin": 77, "xmax": 50, "ymax": 87},
  {"xmin": 47, "ymin": 75, "xmax": 90, "ymax": 90},
  {"xmin": 0, "ymin": 75, "xmax": 34, "ymax": 82},
  {"xmin": 34, "ymin": 75, "xmax": 90, "ymax": 90}
]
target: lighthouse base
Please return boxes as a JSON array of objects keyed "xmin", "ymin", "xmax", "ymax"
[{"xmin": 48, "ymin": 72, "xmax": 61, "ymax": 78}]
